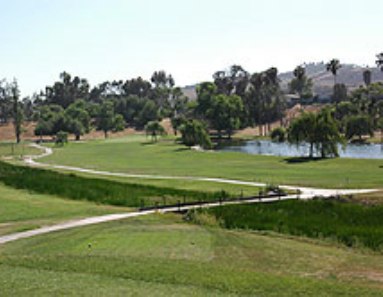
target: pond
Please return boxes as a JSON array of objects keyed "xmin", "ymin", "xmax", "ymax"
[{"xmin": 218, "ymin": 140, "xmax": 383, "ymax": 159}]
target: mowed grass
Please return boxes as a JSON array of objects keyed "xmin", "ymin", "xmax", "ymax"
[
  {"xmin": 0, "ymin": 142, "xmax": 40, "ymax": 158},
  {"xmin": 204, "ymin": 200, "xmax": 383, "ymax": 251},
  {"xmin": 41, "ymin": 136, "xmax": 383, "ymax": 189},
  {"xmin": 1, "ymin": 214, "xmax": 383, "ymax": 296},
  {"xmin": 0, "ymin": 183, "xmax": 130, "ymax": 236}
]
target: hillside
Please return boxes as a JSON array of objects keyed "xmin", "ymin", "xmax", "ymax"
[
  {"xmin": 279, "ymin": 62, "xmax": 383, "ymax": 96},
  {"xmin": 182, "ymin": 63, "xmax": 383, "ymax": 99}
]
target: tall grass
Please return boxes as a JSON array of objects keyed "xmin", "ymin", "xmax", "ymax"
[
  {"xmin": 205, "ymin": 200, "xmax": 383, "ymax": 251},
  {"xmin": 0, "ymin": 161, "xmax": 225, "ymax": 208}
]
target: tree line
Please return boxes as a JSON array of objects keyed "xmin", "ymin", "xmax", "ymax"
[{"xmin": 1, "ymin": 52, "xmax": 382, "ymax": 158}]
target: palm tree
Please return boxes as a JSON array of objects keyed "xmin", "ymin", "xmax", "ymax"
[
  {"xmin": 326, "ymin": 59, "xmax": 342, "ymax": 85},
  {"xmin": 376, "ymin": 53, "xmax": 383, "ymax": 71},
  {"xmin": 363, "ymin": 69, "xmax": 372, "ymax": 86}
]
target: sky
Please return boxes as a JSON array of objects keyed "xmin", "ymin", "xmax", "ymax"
[{"xmin": 1, "ymin": 0, "xmax": 382, "ymax": 96}]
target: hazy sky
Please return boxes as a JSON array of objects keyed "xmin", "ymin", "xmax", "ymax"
[{"xmin": 1, "ymin": 0, "xmax": 382, "ymax": 96}]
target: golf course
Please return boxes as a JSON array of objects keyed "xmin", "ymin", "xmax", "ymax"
[{"xmin": 0, "ymin": 137, "xmax": 383, "ymax": 296}]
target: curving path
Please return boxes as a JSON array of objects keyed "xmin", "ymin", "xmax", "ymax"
[{"xmin": 0, "ymin": 143, "xmax": 377, "ymax": 245}]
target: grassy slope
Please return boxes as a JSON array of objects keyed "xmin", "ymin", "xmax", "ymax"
[
  {"xmin": 0, "ymin": 183, "xmax": 130, "ymax": 236},
  {"xmin": 1, "ymin": 214, "xmax": 383, "ymax": 296},
  {"xmin": 205, "ymin": 200, "xmax": 383, "ymax": 251},
  {"xmin": 42, "ymin": 136, "xmax": 383, "ymax": 189}
]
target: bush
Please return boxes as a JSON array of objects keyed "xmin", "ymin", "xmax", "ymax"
[
  {"xmin": 270, "ymin": 127, "xmax": 286, "ymax": 142},
  {"xmin": 55, "ymin": 131, "xmax": 68, "ymax": 145}
]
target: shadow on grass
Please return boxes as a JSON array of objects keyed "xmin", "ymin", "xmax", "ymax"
[
  {"xmin": 141, "ymin": 141, "xmax": 157, "ymax": 146},
  {"xmin": 173, "ymin": 147, "xmax": 190, "ymax": 152},
  {"xmin": 283, "ymin": 157, "xmax": 326, "ymax": 164}
]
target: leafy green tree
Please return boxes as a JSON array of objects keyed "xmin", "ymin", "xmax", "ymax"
[
  {"xmin": 195, "ymin": 82, "xmax": 217, "ymax": 118},
  {"xmin": 97, "ymin": 101, "xmax": 120, "ymax": 138},
  {"xmin": 145, "ymin": 121, "xmax": 166, "ymax": 142},
  {"xmin": 245, "ymin": 68, "xmax": 286, "ymax": 135},
  {"xmin": 206, "ymin": 94, "xmax": 244, "ymax": 139},
  {"xmin": 136, "ymin": 100, "xmax": 159, "ymax": 128},
  {"xmin": 180, "ymin": 120, "xmax": 212, "ymax": 149},
  {"xmin": 270, "ymin": 127, "xmax": 286, "ymax": 142},
  {"xmin": 45, "ymin": 72, "xmax": 89, "ymax": 108},
  {"xmin": 345, "ymin": 115, "xmax": 374, "ymax": 141},
  {"xmin": 170, "ymin": 116, "xmax": 187, "ymax": 136},
  {"xmin": 0, "ymin": 80, "xmax": 12, "ymax": 124},
  {"xmin": 288, "ymin": 112, "xmax": 317, "ymax": 158},
  {"xmin": 34, "ymin": 105, "xmax": 65, "ymax": 138},
  {"xmin": 315, "ymin": 109, "xmax": 343, "ymax": 158},
  {"xmin": 288, "ymin": 110, "xmax": 343, "ymax": 158},
  {"xmin": 9, "ymin": 80, "xmax": 23, "ymax": 143},
  {"xmin": 213, "ymin": 65, "xmax": 249, "ymax": 97},
  {"xmin": 288, "ymin": 66, "xmax": 313, "ymax": 99},
  {"xmin": 64, "ymin": 100, "xmax": 91, "ymax": 140},
  {"xmin": 151, "ymin": 70, "xmax": 174, "ymax": 114},
  {"xmin": 113, "ymin": 114, "xmax": 125, "ymax": 132}
]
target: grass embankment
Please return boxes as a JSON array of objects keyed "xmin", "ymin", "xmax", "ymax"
[
  {"xmin": 0, "ymin": 161, "xmax": 235, "ymax": 208},
  {"xmin": 42, "ymin": 136, "xmax": 383, "ymax": 189},
  {"xmin": 204, "ymin": 200, "xmax": 383, "ymax": 251},
  {"xmin": 0, "ymin": 183, "xmax": 129, "ymax": 236},
  {"xmin": 1, "ymin": 214, "xmax": 383, "ymax": 296}
]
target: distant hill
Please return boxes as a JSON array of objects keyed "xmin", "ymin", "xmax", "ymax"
[
  {"xmin": 279, "ymin": 62, "xmax": 383, "ymax": 97},
  {"xmin": 182, "ymin": 63, "xmax": 383, "ymax": 99}
]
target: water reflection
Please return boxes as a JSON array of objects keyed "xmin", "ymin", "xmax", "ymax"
[{"xmin": 218, "ymin": 140, "xmax": 383, "ymax": 159}]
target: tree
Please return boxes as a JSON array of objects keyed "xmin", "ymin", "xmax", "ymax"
[
  {"xmin": 213, "ymin": 65, "xmax": 249, "ymax": 97},
  {"xmin": 326, "ymin": 59, "xmax": 342, "ymax": 85},
  {"xmin": 288, "ymin": 112, "xmax": 317, "ymax": 158},
  {"xmin": 376, "ymin": 53, "xmax": 383, "ymax": 71},
  {"xmin": 150, "ymin": 70, "xmax": 174, "ymax": 114},
  {"xmin": 288, "ymin": 110, "xmax": 343, "ymax": 158},
  {"xmin": 315, "ymin": 109, "xmax": 343, "ymax": 158},
  {"xmin": 45, "ymin": 72, "xmax": 89, "ymax": 108},
  {"xmin": 136, "ymin": 100, "xmax": 159, "ymax": 128},
  {"xmin": 64, "ymin": 100, "xmax": 91, "ymax": 140},
  {"xmin": 97, "ymin": 101, "xmax": 119, "ymax": 138},
  {"xmin": 34, "ymin": 105, "xmax": 65, "ymax": 138},
  {"xmin": 0, "ymin": 80, "xmax": 12, "ymax": 124},
  {"xmin": 206, "ymin": 94, "xmax": 244, "ymax": 139},
  {"xmin": 245, "ymin": 68, "xmax": 286, "ymax": 135},
  {"xmin": 195, "ymin": 82, "xmax": 217, "ymax": 118},
  {"xmin": 363, "ymin": 69, "xmax": 372, "ymax": 86},
  {"xmin": 145, "ymin": 121, "xmax": 166, "ymax": 142},
  {"xmin": 270, "ymin": 127, "xmax": 286, "ymax": 142},
  {"xmin": 288, "ymin": 66, "xmax": 313, "ymax": 99},
  {"xmin": 333, "ymin": 84, "xmax": 348, "ymax": 104},
  {"xmin": 9, "ymin": 80, "xmax": 23, "ymax": 143},
  {"xmin": 345, "ymin": 115, "xmax": 374, "ymax": 141},
  {"xmin": 180, "ymin": 120, "xmax": 212, "ymax": 149}
]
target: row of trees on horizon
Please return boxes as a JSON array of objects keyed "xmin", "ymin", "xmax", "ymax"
[{"xmin": 1, "ymin": 52, "xmax": 383, "ymax": 157}]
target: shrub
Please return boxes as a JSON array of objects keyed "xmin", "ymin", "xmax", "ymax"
[{"xmin": 270, "ymin": 127, "xmax": 286, "ymax": 142}]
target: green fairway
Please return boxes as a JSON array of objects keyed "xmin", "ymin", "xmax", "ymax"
[
  {"xmin": 1, "ymin": 214, "xmax": 383, "ymax": 296},
  {"xmin": 41, "ymin": 136, "xmax": 383, "ymax": 189},
  {"xmin": 0, "ymin": 183, "xmax": 130, "ymax": 236}
]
